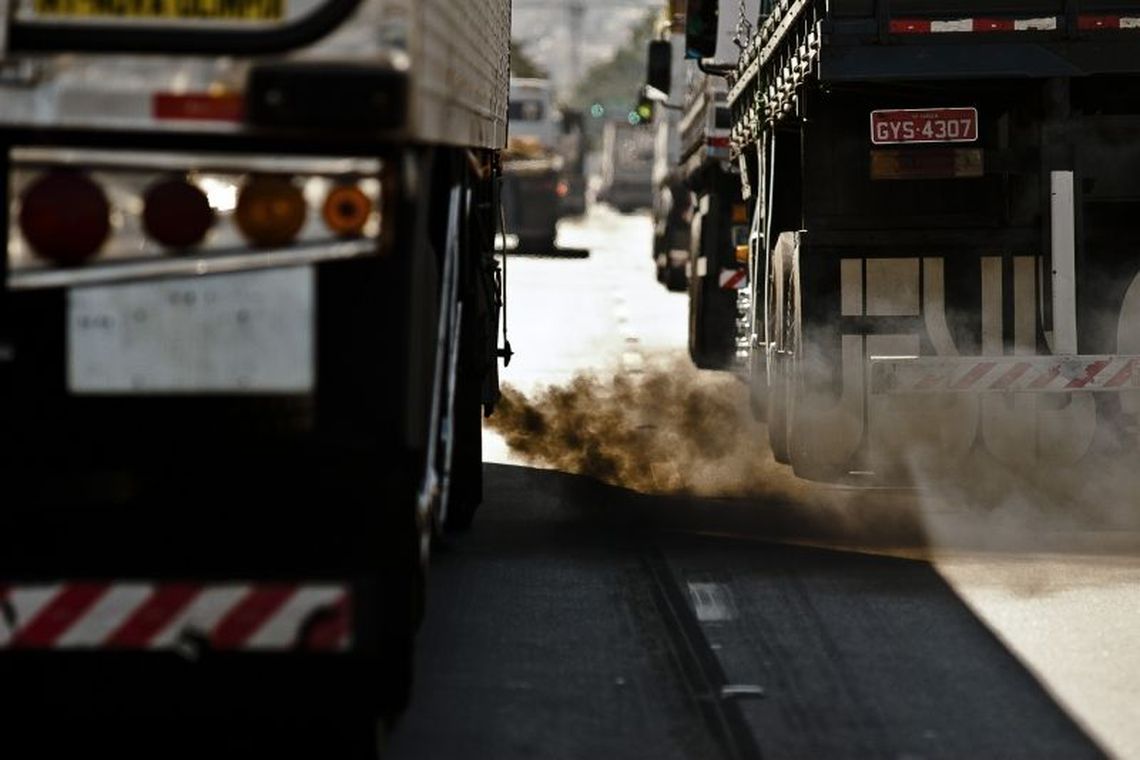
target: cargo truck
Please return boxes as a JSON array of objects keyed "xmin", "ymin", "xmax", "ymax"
[
  {"xmin": 649, "ymin": 0, "xmax": 758, "ymax": 359},
  {"xmin": 0, "ymin": 0, "xmax": 509, "ymax": 750},
  {"xmin": 503, "ymin": 77, "xmax": 562, "ymax": 252},
  {"xmin": 647, "ymin": 14, "xmax": 694, "ymax": 292},
  {"xmin": 700, "ymin": 0, "xmax": 1140, "ymax": 482}
]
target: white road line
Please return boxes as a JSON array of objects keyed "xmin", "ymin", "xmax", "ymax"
[{"xmin": 687, "ymin": 582, "xmax": 737, "ymax": 622}]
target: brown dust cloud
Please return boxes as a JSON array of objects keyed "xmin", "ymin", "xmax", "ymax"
[
  {"xmin": 485, "ymin": 352, "xmax": 1140, "ymax": 554},
  {"xmin": 486, "ymin": 355, "xmax": 802, "ymax": 500}
]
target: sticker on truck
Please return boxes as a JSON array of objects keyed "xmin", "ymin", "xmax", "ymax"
[
  {"xmin": 870, "ymin": 108, "xmax": 978, "ymax": 145},
  {"xmin": 32, "ymin": 0, "xmax": 284, "ymax": 21}
]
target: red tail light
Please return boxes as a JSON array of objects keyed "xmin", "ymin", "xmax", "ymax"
[
  {"xmin": 19, "ymin": 171, "xmax": 110, "ymax": 265},
  {"xmin": 143, "ymin": 178, "xmax": 214, "ymax": 250}
]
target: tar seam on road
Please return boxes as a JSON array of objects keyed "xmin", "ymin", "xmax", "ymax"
[{"xmin": 642, "ymin": 544, "xmax": 763, "ymax": 760}]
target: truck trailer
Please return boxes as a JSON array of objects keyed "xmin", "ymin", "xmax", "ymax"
[
  {"xmin": 711, "ymin": 0, "xmax": 1140, "ymax": 483},
  {"xmin": 0, "ymin": 0, "xmax": 509, "ymax": 750}
]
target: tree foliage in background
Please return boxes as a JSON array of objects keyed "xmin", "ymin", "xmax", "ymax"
[
  {"xmin": 568, "ymin": 10, "xmax": 656, "ymax": 113},
  {"xmin": 510, "ymin": 39, "xmax": 548, "ymax": 79}
]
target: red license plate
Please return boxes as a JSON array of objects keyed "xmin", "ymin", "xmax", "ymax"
[{"xmin": 870, "ymin": 107, "xmax": 978, "ymax": 145}]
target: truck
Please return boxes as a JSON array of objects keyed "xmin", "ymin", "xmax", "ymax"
[
  {"xmin": 647, "ymin": 12, "xmax": 694, "ymax": 292},
  {"xmin": 0, "ymin": 0, "xmax": 509, "ymax": 750},
  {"xmin": 557, "ymin": 107, "xmax": 588, "ymax": 218},
  {"xmin": 648, "ymin": 1, "xmax": 757, "ymax": 347},
  {"xmin": 503, "ymin": 77, "xmax": 562, "ymax": 252},
  {"xmin": 699, "ymin": 0, "xmax": 1140, "ymax": 483},
  {"xmin": 598, "ymin": 119, "xmax": 656, "ymax": 213},
  {"xmin": 679, "ymin": 75, "xmax": 751, "ymax": 369}
]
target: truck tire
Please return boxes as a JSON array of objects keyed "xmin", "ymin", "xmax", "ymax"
[
  {"xmin": 443, "ymin": 160, "xmax": 492, "ymax": 533},
  {"xmin": 665, "ymin": 264, "xmax": 688, "ymax": 292},
  {"xmin": 766, "ymin": 234, "xmax": 794, "ymax": 464}
]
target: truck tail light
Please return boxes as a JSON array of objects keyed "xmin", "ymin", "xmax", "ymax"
[
  {"xmin": 143, "ymin": 178, "xmax": 215, "ymax": 250},
  {"xmin": 556, "ymin": 180, "xmax": 570, "ymax": 198},
  {"xmin": 321, "ymin": 184, "xmax": 371, "ymax": 237},
  {"xmin": 234, "ymin": 175, "xmax": 307, "ymax": 248},
  {"xmin": 18, "ymin": 170, "xmax": 110, "ymax": 265}
]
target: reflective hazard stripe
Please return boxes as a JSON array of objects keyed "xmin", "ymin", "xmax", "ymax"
[
  {"xmin": 0, "ymin": 582, "xmax": 351, "ymax": 651},
  {"xmin": 870, "ymin": 356, "xmax": 1140, "ymax": 394},
  {"xmin": 891, "ymin": 15, "xmax": 1140, "ymax": 33},
  {"xmin": 719, "ymin": 268, "xmax": 747, "ymax": 290},
  {"xmin": 890, "ymin": 16, "xmax": 1058, "ymax": 33}
]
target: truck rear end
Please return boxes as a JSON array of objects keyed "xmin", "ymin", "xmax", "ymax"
[
  {"xmin": 0, "ymin": 0, "xmax": 509, "ymax": 746},
  {"xmin": 729, "ymin": 0, "xmax": 1140, "ymax": 483},
  {"xmin": 503, "ymin": 77, "xmax": 562, "ymax": 252},
  {"xmin": 599, "ymin": 120, "xmax": 656, "ymax": 213}
]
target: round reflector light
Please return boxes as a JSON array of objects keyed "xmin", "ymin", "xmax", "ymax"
[
  {"xmin": 321, "ymin": 185, "xmax": 371, "ymax": 237},
  {"xmin": 143, "ymin": 178, "xmax": 214, "ymax": 250},
  {"xmin": 19, "ymin": 171, "xmax": 110, "ymax": 266},
  {"xmin": 234, "ymin": 176, "xmax": 306, "ymax": 248}
]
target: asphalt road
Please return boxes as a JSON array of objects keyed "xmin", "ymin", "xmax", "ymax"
[{"xmin": 387, "ymin": 203, "xmax": 1132, "ymax": 758}]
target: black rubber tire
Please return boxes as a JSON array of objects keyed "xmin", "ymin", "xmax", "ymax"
[
  {"xmin": 664, "ymin": 264, "xmax": 688, "ymax": 292},
  {"xmin": 518, "ymin": 233, "xmax": 556, "ymax": 254},
  {"xmin": 443, "ymin": 372, "xmax": 483, "ymax": 533}
]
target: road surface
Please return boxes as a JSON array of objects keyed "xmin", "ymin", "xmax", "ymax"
[{"xmin": 388, "ymin": 204, "xmax": 1138, "ymax": 758}]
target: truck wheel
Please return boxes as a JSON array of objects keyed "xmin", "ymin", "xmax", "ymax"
[
  {"xmin": 444, "ymin": 371, "xmax": 483, "ymax": 532},
  {"xmin": 665, "ymin": 264, "xmax": 688, "ymax": 292},
  {"xmin": 766, "ymin": 233, "xmax": 795, "ymax": 464},
  {"xmin": 767, "ymin": 356, "xmax": 791, "ymax": 464},
  {"xmin": 519, "ymin": 233, "xmax": 556, "ymax": 253}
]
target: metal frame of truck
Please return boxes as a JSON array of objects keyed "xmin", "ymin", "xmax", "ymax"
[
  {"xmin": 726, "ymin": 0, "xmax": 1140, "ymax": 483},
  {"xmin": 0, "ymin": 0, "xmax": 509, "ymax": 745}
]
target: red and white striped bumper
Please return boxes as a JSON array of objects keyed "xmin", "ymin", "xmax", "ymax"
[
  {"xmin": 0, "ymin": 581, "xmax": 351, "ymax": 652},
  {"xmin": 870, "ymin": 355, "xmax": 1140, "ymax": 394},
  {"xmin": 889, "ymin": 15, "xmax": 1140, "ymax": 34}
]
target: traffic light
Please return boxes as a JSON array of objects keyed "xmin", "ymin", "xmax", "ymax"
[{"xmin": 635, "ymin": 94, "xmax": 654, "ymax": 125}]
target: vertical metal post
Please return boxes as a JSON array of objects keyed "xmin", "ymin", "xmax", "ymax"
[
  {"xmin": 0, "ymin": 147, "xmax": 10, "ymax": 368},
  {"xmin": 1050, "ymin": 170, "xmax": 1078, "ymax": 354}
]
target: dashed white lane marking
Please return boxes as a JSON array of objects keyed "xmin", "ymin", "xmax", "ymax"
[
  {"xmin": 687, "ymin": 582, "xmax": 737, "ymax": 622},
  {"xmin": 621, "ymin": 351, "xmax": 644, "ymax": 373}
]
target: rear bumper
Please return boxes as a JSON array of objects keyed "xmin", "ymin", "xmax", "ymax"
[{"xmin": 0, "ymin": 647, "xmax": 391, "ymax": 719}]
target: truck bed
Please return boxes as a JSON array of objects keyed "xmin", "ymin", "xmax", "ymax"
[
  {"xmin": 0, "ymin": 0, "xmax": 510, "ymax": 148},
  {"xmin": 730, "ymin": 0, "xmax": 1140, "ymax": 145}
]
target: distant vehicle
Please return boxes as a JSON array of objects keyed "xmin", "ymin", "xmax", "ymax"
[
  {"xmin": 503, "ymin": 77, "xmax": 562, "ymax": 251},
  {"xmin": 598, "ymin": 120, "xmax": 655, "ymax": 213},
  {"xmin": 557, "ymin": 108, "xmax": 588, "ymax": 218},
  {"xmin": 648, "ymin": 17, "xmax": 695, "ymax": 292},
  {"xmin": 0, "ymin": 0, "xmax": 510, "ymax": 745}
]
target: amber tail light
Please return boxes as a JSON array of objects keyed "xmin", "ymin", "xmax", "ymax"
[{"xmin": 234, "ymin": 175, "xmax": 307, "ymax": 248}]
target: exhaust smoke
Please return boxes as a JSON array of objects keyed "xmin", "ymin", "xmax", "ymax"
[{"xmin": 486, "ymin": 356, "xmax": 804, "ymax": 501}]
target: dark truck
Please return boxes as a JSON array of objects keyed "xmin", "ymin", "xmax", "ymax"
[
  {"xmin": 503, "ymin": 77, "xmax": 562, "ymax": 252},
  {"xmin": 0, "ymin": 0, "xmax": 509, "ymax": 751},
  {"xmin": 693, "ymin": 0, "xmax": 1140, "ymax": 482}
]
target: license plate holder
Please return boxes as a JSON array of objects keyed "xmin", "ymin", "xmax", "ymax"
[
  {"xmin": 870, "ymin": 107, "xmax": 978, "ymax": 145},
  {"xmin": 68, "ymin": 267, "xmax": 314, "ymax": 394}
]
